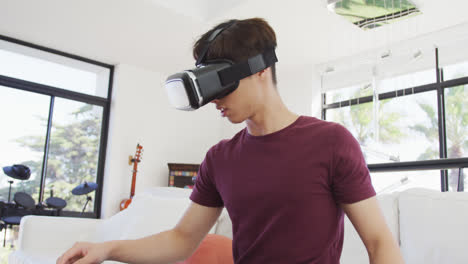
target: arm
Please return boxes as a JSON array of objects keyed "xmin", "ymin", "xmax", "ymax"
[
  {"xmin": 341, "ymin": 197, "xmax": 404, "ymax": 264},
  {"xmin": 57, "ymin": 202, "xmax": 222, "ymax": 264}
]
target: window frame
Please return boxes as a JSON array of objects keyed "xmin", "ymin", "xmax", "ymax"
[
  {"xmin": 0, "ymin": 34, "xmax": 114, "ymax": 218},
  {"xmin": 322, "ymin": 48, "xmax": 468, "ymax": 192}
]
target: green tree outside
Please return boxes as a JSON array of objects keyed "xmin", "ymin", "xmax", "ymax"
[
  {"xmin": 331, "ymin": 86, "xmax": 404, "ymax": 148},
  {"xmin": 411, "ymin": 84, "xmax": 468, "ymax": 190},
  {"xmin": 0, "ymin": 104, "xmax": 100, "ymax": 212}
]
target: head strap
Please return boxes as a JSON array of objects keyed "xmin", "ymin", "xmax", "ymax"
[
  {"xmin": 216, "ymin": 48, "xmax": 278, "ymax": 86},
  {"xmin": 195, "ymin": 20, "xmax": 237, "ymax": 66}
]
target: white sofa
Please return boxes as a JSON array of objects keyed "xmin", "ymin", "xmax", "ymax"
[
  {"xmin": 9, "ymin": 187, "xmax": 468, "ymax": 263},
  {"xmin": 342, "ymin": 187, "xmax": 468, "ymax": 264},
  {"xmin": 8, "ymin": 187, "xmax": 233, "ymax": 264}
]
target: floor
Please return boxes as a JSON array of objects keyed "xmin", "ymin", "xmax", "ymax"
[{"xmin": 0, "ymin": 226, "xmax": 19, "ymax": 263}]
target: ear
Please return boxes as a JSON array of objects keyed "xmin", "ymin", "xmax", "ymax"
[{"xmin": 256, "ymin": 67, "xmax": 271, "ymax": 80}]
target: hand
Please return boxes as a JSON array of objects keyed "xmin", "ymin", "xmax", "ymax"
[{"xmin": 56, "ymin": 241, "xmax": 111, "ymax": 264}]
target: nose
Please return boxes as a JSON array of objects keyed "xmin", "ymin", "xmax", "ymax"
[{"xmin": 211, "ymin": 99, "xmax": 219, "ymax": 104}]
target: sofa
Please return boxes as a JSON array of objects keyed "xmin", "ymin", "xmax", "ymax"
[
  {"xmin": 9, "ymin": 187, "xmax": 468, "ymax": 263},
  {"xmin": 8, "ymin": 187, "xmax": 232, "ymax": 264}
]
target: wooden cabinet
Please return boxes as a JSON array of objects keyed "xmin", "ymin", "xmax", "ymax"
[{"xmin": 167, "ymin": 163, "xmax": 200, "ymax": 189}]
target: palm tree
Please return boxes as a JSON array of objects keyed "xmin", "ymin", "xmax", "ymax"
[
  {"xmin": 333, "ymin": 87, "xmax": 404, "ymax": 144},
  {"xmin": 411, "ymin": 84, "xmax": 468, "ymax": 190},
  {"xmin": 331, "ymin": 86, "xmax": 404, "ymax": 161}
]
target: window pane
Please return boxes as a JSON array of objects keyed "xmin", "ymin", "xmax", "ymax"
[
  {"xmin": 0, "ymin": 86, "xmax": 49, "ymax": 202},
  {"xmin": 378, "ymin": 68, "xmax": 436, "ymax": 94},
  {"xmin": 327, "ymin": 91, "xmax": 440, "ymax": 164},
  {"xmin": 0, "ymin": 39, "xmax": 110, "ymax": 97},
  {"xmin": 443, "ymin": 61, "xmax": 468, "ymax": 81},
  {"xmin": 44, "ymin": 98, "xmax": 103, "ymax": 213},
  {"xmin": 374, "ymin": 91, "xmax": 439, "ymax": 163},
  {"xmin": 326, "ymin": 100, "xmax": 375, "ymax": 159},
  {"xmin": 371, "ymin": 170, "xmax": 441, "ymax": 194},
  {"xmin": 326, "ymin": 83, "xmax": 371, "ymax": 103},
  {"xmin": 447, "ymin": 169, "xmax": 467, "ymax": 192},
  {"xmin": 444, "ymin": 85, "xmax": 468, "ymax": 160}
]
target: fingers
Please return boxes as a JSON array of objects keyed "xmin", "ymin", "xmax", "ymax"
[
  {"xmin": 57, "ymin": 242, "xmax": 88, "ymax": 264},
  {"xmin": 73, "ymin": 255, "xmax": 96, "ymax": 264},
  {"xmin": 69, "ymin": 255, "xmax": 87, "ymax": 264}
]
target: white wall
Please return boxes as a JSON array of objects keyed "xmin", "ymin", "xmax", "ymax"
[
  {"xmin": 101, "ymin": 64, "xmax": 223, "ymax": 218},
  {"xmin": 276, "ymin": 64, "xmax": 321, "ymax": 119}
]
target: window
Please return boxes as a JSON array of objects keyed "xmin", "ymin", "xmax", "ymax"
[
  {"xmin": 378, "ymin": 68, "xmax": 436, "ymax": 94},
  {"xmin": 377, "ymin": 91, "xmax": 439, "ymax": 163},
  {"xmin": 0, "ymin": 87, "xmax": 49, "ymax": 202},
  {"xmin": 0, "ymin": 35, "xmax": 113, "ymax": 217},
  {"xmin": 322, "ymin": 47, "xmax": 468, "ymax": 193},
  {"xmin": 44, "ymin": 99, "xmax": 104, "ymax": 213},
  {"xmin": 326, "ymin": 83, "xmax": 370, "ymax": 103},
  {"xmin": 444, "ymin": 84, "xmax": 468, "ymax": 191},
  {"xmin": 371, "ymin": 170, "xmax": 441, "ymax": 194},
  {"xmin": 0, "ymin": 39, "xmax": 110, "ymax": 97}
]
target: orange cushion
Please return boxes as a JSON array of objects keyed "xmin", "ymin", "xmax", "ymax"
[{"xmin": 178, "ymin": 234, "xmax": 233, "ymax": 264}]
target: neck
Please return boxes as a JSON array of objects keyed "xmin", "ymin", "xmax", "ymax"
[{"xmin": 245, "ymin": 91, "xmax": 299, "ymax": 136}]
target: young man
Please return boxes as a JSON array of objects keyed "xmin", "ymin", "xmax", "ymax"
[{"xmin": 57, "ymin": 18, "xmax": 404, "ymax": 264}]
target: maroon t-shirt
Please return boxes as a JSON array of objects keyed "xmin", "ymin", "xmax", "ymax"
[{"xmin": 190, "ymin": 116, "xmax": 376, "ymax": 263}]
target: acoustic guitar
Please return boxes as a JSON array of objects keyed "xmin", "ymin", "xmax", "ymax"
[{"xmin": 120, "ymin": 143, "xmax": 143, "ymax": 211}]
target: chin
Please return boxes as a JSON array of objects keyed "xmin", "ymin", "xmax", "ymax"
[{"xmin": 227, "ymin": 115, "xmax": 245, "ymax": 124}]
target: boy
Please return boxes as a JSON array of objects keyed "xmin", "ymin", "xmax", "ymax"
[{"xmin": 57, "ymin": 18, "xmax": 404, "ymax": 264}]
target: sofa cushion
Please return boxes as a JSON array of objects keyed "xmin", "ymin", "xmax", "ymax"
[
  {"xmin": 177, "ymin": 234, "xmax": 233, "ymax": 264},
  {"xmin": 340, "ymin": 193, "xmax": 399, "ymax": 264},
  {"xmin": 94, "ymin": 188, "xmax": 216, "ymax": 242},
  {"xmin": 399, "ymin": 188, "xmax": 468, "ymax": 264},
  {"xmin": 120, "ymin": 195, "xmax": 192, "ymax": 240}
]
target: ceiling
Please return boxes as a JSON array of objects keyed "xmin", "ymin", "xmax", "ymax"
[{"xmin": 1, "ymin": 0, "xmax": 468, "ymax": 75}]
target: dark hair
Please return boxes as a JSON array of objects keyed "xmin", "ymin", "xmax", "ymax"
[{"xmin": 193, "ymin": 18, "xmax": 278, "ymax": 85}]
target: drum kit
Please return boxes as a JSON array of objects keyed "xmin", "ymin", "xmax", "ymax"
[
  {"xmin": 1, "ymin": 164, "xmax": 98, "ymax": 217},
  {"xmin": 72, "ymin": 181, "xmax": 98, "ymax": 215}
]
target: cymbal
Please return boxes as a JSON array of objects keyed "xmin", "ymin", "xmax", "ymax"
[
  {"xmin": 72, "ymin": 182, "xmax": 98, "ymax": 195},
  {"xmin": 2, "ymin": 165, "xmax": 31, "ymax": 180},
  {"xmin": 13, "ymin": 192, "xmax": 35, "ymax": 210},
  {"xmin": 46, "ymin": 197, "xmax": 67, "ymax": 210}
]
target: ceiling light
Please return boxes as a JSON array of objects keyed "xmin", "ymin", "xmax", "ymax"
[
  {"xmin": 413, "ymin": 50, "xmax": 422, "ymax": 59},
  {"xmin": 324, "ymin": 66, "xmax": 335, "ymax": 73},
  {"xmin": 327, "ymin": 0, "xmax": 422, "ymax": 30},
  {"xmin": 381, "ymin": 50, "xmax": 391, "ymax": 59}
]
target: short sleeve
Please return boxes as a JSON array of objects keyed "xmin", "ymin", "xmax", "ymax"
[
  {"xmin": 190, "ymin": 150, "xmax": 224, "ymax": 207},
  {"xmin": 331, "ymin": 124, "xmax": 376, "ymax": 204}
]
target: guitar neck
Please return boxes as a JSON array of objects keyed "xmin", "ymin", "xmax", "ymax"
[
  {"xmin": 129, "ymin": 144, "xmax": 143, "ymax": 198},
  {"xmin": 130, "ymin": 163, "xmax": 139, "ymax": 197}
]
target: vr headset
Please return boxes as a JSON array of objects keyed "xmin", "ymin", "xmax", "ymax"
[{"xmin": 165, "ymin": 22, "xmax": 278, "ymax": 111}]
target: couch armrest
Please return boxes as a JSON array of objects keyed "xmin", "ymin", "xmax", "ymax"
[
  {"xmin": 8, "ymin": 250, "xmax": 50, "ymax": 264},
  {"xmin": 16, "ymin": 215, "xmax": 102, "ymax": 260}
]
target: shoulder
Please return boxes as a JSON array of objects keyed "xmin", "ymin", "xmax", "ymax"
[
  {"xmin": 295, "ymin": 116, "xmax": 344, "ymax": 136},
  {"xmin": 205, "ymin": 128, "xmax": 246, "ymax": 159},
  {"xmin": 295, "ymin": 117, "xmax": 358, "ymax": 150}
]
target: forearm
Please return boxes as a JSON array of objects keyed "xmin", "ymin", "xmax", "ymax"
[
  {"xmin": 107, "ymin": 228, "xmax": 198, "ymax": 264},
  {"xmin": 368, "ymin": 238, "xmax": 404, "ymax": 264}
]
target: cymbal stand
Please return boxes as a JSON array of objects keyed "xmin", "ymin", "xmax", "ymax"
[
  {"xmin": 80, "ymin": 195, "xmax": 92, "ymax": 216},
  {"xmin": 7, "ymin": 181, "xmax": 13, "ymax": 203}
]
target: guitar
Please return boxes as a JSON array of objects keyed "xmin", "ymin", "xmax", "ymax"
[{"xmin": 120, "ymin": 143, "xmax": 143, "ymax": 211}]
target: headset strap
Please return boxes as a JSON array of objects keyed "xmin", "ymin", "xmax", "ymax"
[
  {"xmin": 218, "ymin": 48, "xmax": 278, "ymax": 86},
  {"xmin": 196, "ymin": 21, "xmax": 237, "ymax": 66}
]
